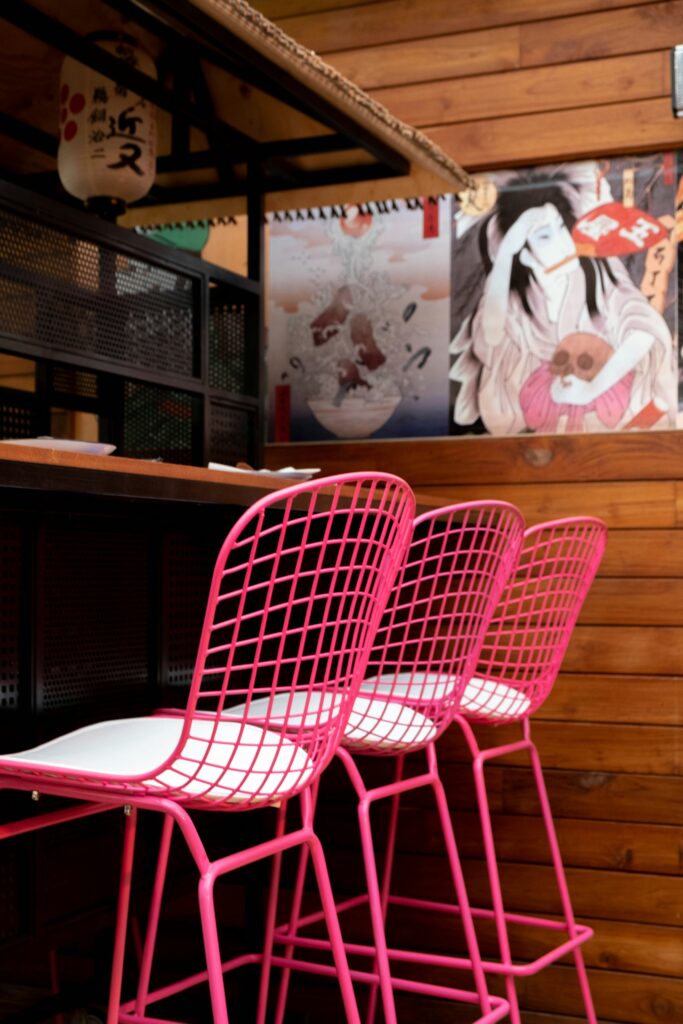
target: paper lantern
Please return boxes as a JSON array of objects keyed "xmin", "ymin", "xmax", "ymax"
[{"xmin": 58, "ymin": 33, "xmax": 157, "ymax": 216}]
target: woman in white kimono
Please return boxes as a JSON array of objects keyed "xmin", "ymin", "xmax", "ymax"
[{"xmin": 450, "ymin": 174, "xmax": 674, "ymax": 435}]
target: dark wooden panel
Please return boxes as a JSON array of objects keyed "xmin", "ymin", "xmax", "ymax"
[
  {"xmin": 562, "ymin": 625, "xmax": 683, "ymax": 675},
  {"xmin": 429, "ymin": 95, "xmax": 683, "ymax": 168},
  {"xmin": 600, "ymin": 531, "xmax": 683, "ymax": 577},
  {"xmin": 266, "ymin": 431, "xmax": 683, "ymax": 486},
  {"xmin": 271, "ymin": 0, "xmax": 664, "ymax": 52},
  {"xmin": 321, "ymin": 800, "xmax": 683, "ymax": 874},
  {"xmin": 417, "ymin": 483, "xmax": 676, "ymax": 528},
  {"xmin": 257, "ymin": 0, "xmax": 384, "ymax": 18},
  {"xmin": 540, "ymin": 675, "xmax": 683, "ymax": 725},
  {"xmin": 324, "ymin": 25, "xmax": 521, "ymax": 89},
  {"xmin": 325, "ymin": 847, "xmax": 683, "ymax": 926},
  {"xmin": 497, "ymin": 765, "xmax": 683, "ymax": 824},
  {"xmin": 383, "ymin": 903, "xmax": 683, "ymax": 978},
  {"xmin": 520, "ymin": 0, "xmax": 682, "ymax": 66},
  {"xmin": 443, "ymin": 720, "xmax": 682, "ymax": 774},
  {"xmin": 519, "ymin": 963, "xmax": 683, "ymax": 1023},
  {"xmin": 582, "ymin": 578, "xmax": 683, "ymax": 625},
  {"xmin": 371, "ymin": 51, "xmax": 668, "ymax": 128}
]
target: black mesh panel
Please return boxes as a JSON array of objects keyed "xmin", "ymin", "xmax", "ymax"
[
  {"xmin": 0, "ymin": 524, "xmax": 20, "ymax": 712},
  {"xmin": 208, "ymin": 401, "xmax": 252, "ymax": 466},
  {"xmin": 0, "ymin": 391, "xmax": 37, "ymax": 440},
  {"xmin": 163, "ymin": 532, "xmax": 218, "ymax": 688},
  {"xmin": 39, "ymin": 525, "xmax": 149, "ymax": 712},
  {"xmin": 0, "ymin": 208, "xmax": 197, "ymax": 378},
  {"xmin": 209, "ymin": 292, "xmax": 249, "ymax": 393},
  {"xmin": 121, "ymin": 382, "xmax": 197, "ymax": 464}
]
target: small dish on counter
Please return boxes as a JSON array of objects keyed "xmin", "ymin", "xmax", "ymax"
[
  {"xmin": 208, "ymin": 462, "xmax": 321, "ymax": 480},
  {"xmin": 0, "ymin": 437, "xmax": 117, "ymax": 455}
]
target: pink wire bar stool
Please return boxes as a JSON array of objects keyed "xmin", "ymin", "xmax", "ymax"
[
  {"xmin": 450, "ymin": 516, "xmax": 608, "ymax": 1024},
  {"xmin": 261, "ymin": 500, "xmax": 525, "ymax": 1024},
  {"xmin": 0, "ymin": 471, "xmax": 415, "ymax": 1024}
]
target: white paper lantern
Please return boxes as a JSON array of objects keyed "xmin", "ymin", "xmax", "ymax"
[{"xmin": 58, "ymin": 33, "xmax": 157, "ymax": 215}]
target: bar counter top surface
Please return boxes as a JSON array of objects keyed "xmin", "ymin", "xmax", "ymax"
[{"xmin": 0, "ymin": 443, "xmax": 296, "ymax": 507}]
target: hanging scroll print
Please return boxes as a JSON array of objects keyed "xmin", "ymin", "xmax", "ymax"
[
  {"xmin": 450, "ymin": 154, "xmax": 678, "ymax": 436},
  {"xmin": 267, "ymin": 198, "xmax": 451, "ymax": 441}
]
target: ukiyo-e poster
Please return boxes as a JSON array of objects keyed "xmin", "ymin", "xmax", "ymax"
[
  {"xmin": 266, "ymin": 198, "xmax": 451, "ymax": 441},
  {"xmin": 450, "ymin": 154, "xmax": 679, "ymax": 436}
]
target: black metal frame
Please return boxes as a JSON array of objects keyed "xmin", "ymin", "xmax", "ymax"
[
  {"xmin": 0, "ymin": 0, "xmax": 410, "ymax": 206},
  {"xmin": 0, "ymin": 0, "xmax": 413, "ymax": 468},
  {"xmin": 0, "ymin": 179, "xmax": 261, "ymax": 465}
]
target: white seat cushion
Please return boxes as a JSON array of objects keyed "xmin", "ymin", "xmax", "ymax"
[
  {"xmin": 343, "ymin": 697, "xmax": 436, "ymax": 751},
  {"xmin": 0, "ymin": 716, "xmax": 314, "ymax": 803},
  {"xmin": 360, "ymin": 671, "xmax": 458, "ymax": 703},
  {"xmin": 460, "ymin": 677, "xmax": 531, "ymax": 720},
  {"xmin": 230, "ymin": 689, "xmax": 436, "ymax": 752},
  {"xmin": 225, "ymin": 691, "xmax": 344, "ymax": 729}
]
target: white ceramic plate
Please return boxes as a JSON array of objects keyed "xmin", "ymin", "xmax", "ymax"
[
  {"xmin": 1, "ymin": 437, "xmax": 117, "ymax": 455},
  {"xmin": 208, "ymin": 462, "xmax": 321, "ymax": 480}
]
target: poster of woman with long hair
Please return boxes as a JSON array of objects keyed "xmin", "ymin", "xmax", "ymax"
[{"xmin": 450, "ymin": 155, "xmax": 678, "ymax": 436}]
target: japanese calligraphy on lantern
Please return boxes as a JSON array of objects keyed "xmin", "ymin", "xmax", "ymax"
[{"xmin": 57, "ymin": 34, "xmax": 157, "ymax": 209}]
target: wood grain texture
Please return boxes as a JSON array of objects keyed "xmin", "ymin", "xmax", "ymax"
[
  {"xmin": 370, "ymin": 51, "xmax": 668, "ymax": 128},
  {"xmin": 317, "ymin": 797, "xmax": 683, "ymax": 874},
  {"xmin": 414, "ymin": 482, "xmax": 676, "ymax": 527},
  {"xmin": 256, "ymin": 0, "xmax": 385, "ymax": 19},
  {"xmin": 520, "ymin": 0, "xmax": 683, "ymax": 67},
  {"xmin": 496, "ymin": 765, "xmax": 683, "ymax": 824},
  {"xmin": 323, "ymin": 25, "xmax": 521, "ymax": 89},
  {"xmin": 429, "ymin": 96, "xmax": 683, "ymax": 170},
  {"xmin": 581, "ymin": 578, "xmax": 683, "ymax": 625},
  {"xmin": 448, "ymin": 720, "xmax": 683, "ymax": 774},
  {"xmin": 539, "ymin": 674, "xmax": 683, "ymax": 724},
  {"xmin": 599, "ymin": 531, "xmax": 683, "ymax": 576},
  {"xmin": 266, "ymin": 431, "xmax": 683, "ymax": 485},
  {"xmin": 269, "ymin": 0, "xmax": 665, "ymax": 53}
]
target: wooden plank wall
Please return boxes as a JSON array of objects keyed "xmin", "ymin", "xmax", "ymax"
[
  {"xmin": 256, "ymin": 2, "xmax": 683, "ymax": 1020},
  {"xmin": 266, "ymin": 431, "xmax": 683, "ymax": 1023},
  {"xmin": 254, "ymin": 0, "xmax": 683, "ymax": 172}
]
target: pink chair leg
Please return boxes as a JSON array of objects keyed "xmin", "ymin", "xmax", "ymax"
[
  {"xmin": 198, "ymin": 872, "xmax": 231, "ymax": 1024},
  {"xmin": 357, "ymin": 794, "xmax": 399, "ymax": 1024},
  {"xmin": 431, "ymin": 769, "xmax": 493, "ymax": 1017},
  {"xmin": 473, "ymin": 752, "xmax": 523, "ymax": 1024},
  {"xmin": 48, "ymin": 948, "xmax": 65, "ymax": 1024},
  {"xmin": 273, "ymin": 780, "xmax": 320, "ymax": 1024},
  {"xmin": 256, "ymin": 801, "xmax": 289, "ymax": 1024},
  {"xmin": 134, "ymin": 814, "xmax": 175, "ymax": 1017},
  {"xmin": 529, "ymin": 743, "xmax": 597, "ymax": 1024},
  {"xmin": 365, "ymin": 756, "xmax": 404, "ymax": 1024},
  {"xmin": 107, "ymin": 807, "xmax": 138, "ymax": 1024},
  {"xmin": 306, "ymin": 830, "xmax": 362, "ymax": 1024}
]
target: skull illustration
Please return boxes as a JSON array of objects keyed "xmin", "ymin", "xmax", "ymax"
[{"xmin": 550, "ymin": 332, "xmax": 614, "ymax": 381}]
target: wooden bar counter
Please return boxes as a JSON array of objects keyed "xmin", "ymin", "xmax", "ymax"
[
  {"xmin": 0, "ymin": 442, "xmax": 294, "ymax": 508},
  {"xmin": 0, "ymin": 447, "xmax": 304, "ymax": 1018},
  {"xmin": 0, "ymin": 444, "xmax": 299, "ymax": 760}
]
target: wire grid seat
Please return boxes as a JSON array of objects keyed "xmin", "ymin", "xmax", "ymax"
[
  {"xmin": 0, "ymin": 471, "xmax": 415, "ymax": 1024},
  {"xmin": 450, "ymin": 516, "xmax": 608, "ymax": 1024},
  {"xmin": 262, "ymin": 500, "xmax": 525, "ymax": 1024}
]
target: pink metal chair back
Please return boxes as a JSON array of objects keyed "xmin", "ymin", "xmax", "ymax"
[
  {"xmin": 0, "ymin": 472, "xmax": 415, "ymax": 809},
  {"xmin": 461, "ymin": 515, "xmax": 607, "ymax": 725},
  {"xmin": 347, "ymin": 501, "xmax": 525, "ymax": 754}
]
